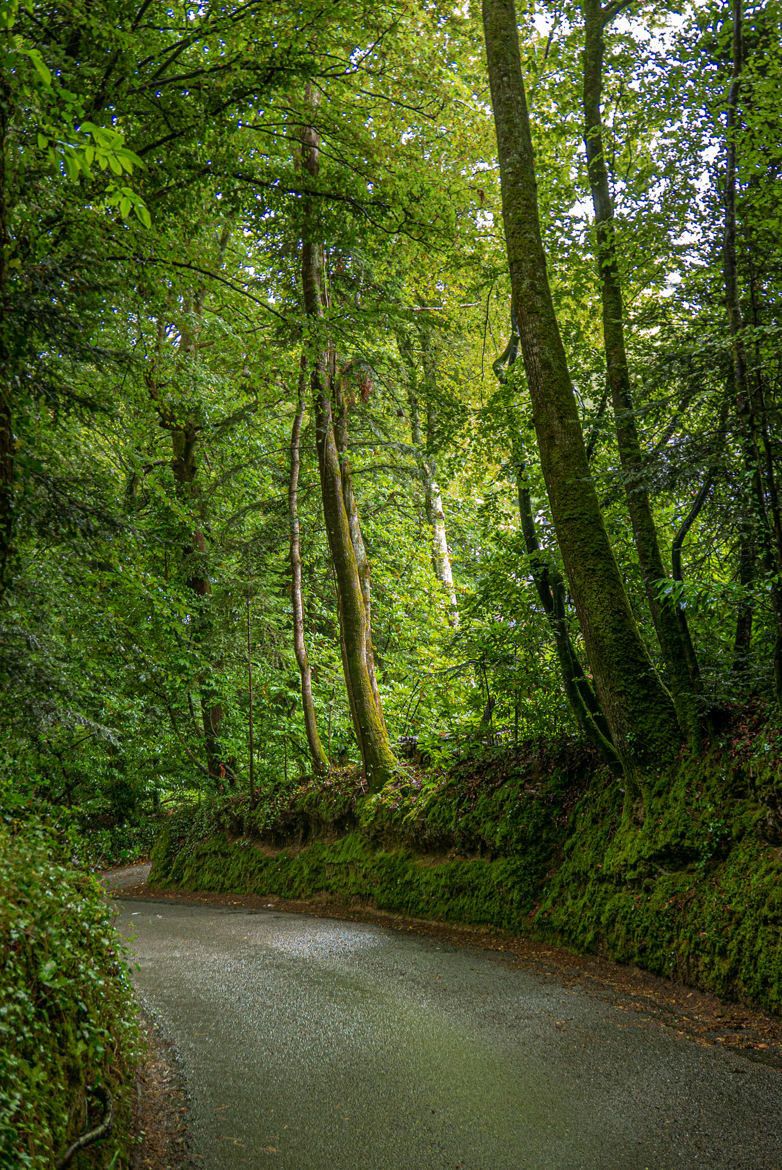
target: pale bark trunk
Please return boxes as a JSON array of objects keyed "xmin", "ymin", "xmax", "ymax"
[
  {"xmin": 289, "ymin": 356, "xmax": 329, "ymax": 774},
  {"xmin": 402, "ymin": 333, "xmax": 459, "ymax": 624},
  {"xmin": 414, "ymin": 327, "xmax": 460, "ymax": 624},
  {"xmin": 482, "ymin": 0, "xmax": 680, "ymax": 785}
]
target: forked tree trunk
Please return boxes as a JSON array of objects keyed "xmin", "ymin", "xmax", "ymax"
[
  {"xmin": 582, "ymin": 0, "xmax": 702, "ymax": 744},
  {"xmin": 300, "ymin": 92, "xmax": 396, "ymax": 790},
  {"xmin": 289, "ymin": 356, "xmax": 329, "ymax": 774},
  {"xmin": 482, "ymin": 0, "xmax": 680, "ymax": 785}
]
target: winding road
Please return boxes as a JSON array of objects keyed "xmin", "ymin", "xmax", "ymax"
[{"xmin": 114, "ymin": 891, "xmax": 782, "ymax": 1170}]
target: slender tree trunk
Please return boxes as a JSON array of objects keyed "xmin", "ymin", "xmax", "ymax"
[
  {"xmin": 732, "ymin": 534, "xmax": 755, "ymax": 679},
  {"xmin": 722, "ymin": 0, "xmax": 782, "ymax": 706},
  {"xmin": 0, "ymin": 80, "xmax": 13, "ymax": 596},
  {"xmin": 494, "ymin": 311, "xmax": 618, "ymax": 764},
  {"xmin": 482, "ymin": 0, "xmax": 680, "ymax": 784},
  {"xmin": 334, "ymin": 376, "xmax": 383, "ymax": 712},
  {"xmin": 407, "ymin": 327, "xmax": 459, "ymax": 625},
  {"xmin": 300, "ymin": 91, "xmax": 396, "ymax": 790},
  {"xmin": 516, "ymin": 461, "xmax": 621, "ymax": 769},
  {"xmin": 582, "ymin": 0, "xmax": 702, "ymax": 743},
  {"xmin": 247, "ymin": 594, "xmax": 256, "ymax": 808},
  {"xmin": 170, "ymin": 426, "xmax": 224, "ymax": 780},
  {"xmin": 289, "ymin": 356, "xmax": 329, "ymax": 774}
]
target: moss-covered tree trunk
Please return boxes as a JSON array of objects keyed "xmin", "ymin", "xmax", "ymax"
[
  {"xmin": 300, "ymin": 96, "xmax": 396, "ymax": 791},
  {"xmin": 482, "ymin": 0, "xmax": 680, "ymax": 782},
  {"xmin": 582, "ymin": 0, "xmax": 702, "ymax": 744},
  {"xmin": 289, "ymin": 356, "xmax": 329, "ymax": 775},
  {"xmin": 722, "ymin": 0, "xmax": 782, "ymax": 708},
  {"xmin": 0, "ymin": 85, "xmax": 13, "ymax": 597},
  {"xmin": 494, "ymin": 313, "xmax": 618, "ymax": 766},
  {"xmin": 334, "ymin": 377, "xmax": 384, "ymax": 714},
  {"xmin": 170, "ymin": 424, "xmax": 224, "ymax": 782}
]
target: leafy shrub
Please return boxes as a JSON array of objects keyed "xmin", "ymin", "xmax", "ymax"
[{"xmin": 0, "ymin": 818, "xmax": 139, "ymax": 1168}]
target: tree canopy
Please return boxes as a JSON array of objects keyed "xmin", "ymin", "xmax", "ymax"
[{"xmin": 2, "ymin": 0, "xmax": 781, "ymax": 828}]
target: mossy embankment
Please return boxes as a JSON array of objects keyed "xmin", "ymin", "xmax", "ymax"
[{"xmin": 150, "ymin": 717, "xmax": 782, "ymax": 1014}]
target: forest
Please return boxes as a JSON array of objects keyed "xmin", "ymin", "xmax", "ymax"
[
  {"xmin": 4, "ymin": 0, "xmax": 782, "ymax": 821},
  {"xmin": 2, "ymin": 0, "xmax": 782, "ymax": 1162}
]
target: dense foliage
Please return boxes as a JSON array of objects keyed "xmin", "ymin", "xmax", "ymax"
[
  {"xmin": 1, "ymin": 0, "xmax": 780, "ymax": 1012},
  {"xmin": 0, "ymin": 819, "xmax": 139, "ymax": 1168}
]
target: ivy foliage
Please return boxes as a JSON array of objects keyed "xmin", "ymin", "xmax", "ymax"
[{"xmin": 0, "ymin": 818, "xmax": 139, "ymax": 1169}]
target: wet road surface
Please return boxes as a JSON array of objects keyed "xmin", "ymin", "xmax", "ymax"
[{"xmin": 115, "ymin": 899, "xmax": 782, "ymax": 1169}]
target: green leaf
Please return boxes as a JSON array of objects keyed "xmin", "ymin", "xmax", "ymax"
[{"xmin": 24, "ymin": 48, "xmax": 52, "ymax": 88}]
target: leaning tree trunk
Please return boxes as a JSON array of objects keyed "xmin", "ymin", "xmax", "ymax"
[
  {"xmin": 289, "ymin": 356, "xmax": 330, "ymax": 774},
  {"xmin": 582, "ymin": 0, "xmax": 702, "ymax": 744},
  {"xmin": 300, "ymin": 92, "xmax": 396, "ymax": 790},
  {"xmin": 494, "ymin": 314, "xmax": 619, "ymax": 768},
  {"xmin": 482, "ymin": 0, "xmax": 680, "ymax": 786}
]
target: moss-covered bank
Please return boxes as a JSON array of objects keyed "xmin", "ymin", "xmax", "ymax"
[
  {"xmin": 0, "ymin": 819, "xmax": 140, "ymax": 1169},
  {"xmin": 150, "ymin": 725, "xmax": 782, "ymax": 1014}
]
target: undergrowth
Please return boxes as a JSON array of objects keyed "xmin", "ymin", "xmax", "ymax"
[
  {"xmin": 0, "ymin": 817, "xmax": 140, "ymax": 1169},
  {"xmin": 150, "ymin": 723, "xmax": 782, "ymax": 1014}
]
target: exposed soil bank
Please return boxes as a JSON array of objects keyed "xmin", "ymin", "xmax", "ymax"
[{"xmin": 148, "ymin": 731, "xmax": 782, "ymax": 1017}]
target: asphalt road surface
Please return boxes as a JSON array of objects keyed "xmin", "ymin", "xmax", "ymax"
[{"xmin": 115, "ymin": 898, "xmax": 782, "ymax": 1170}]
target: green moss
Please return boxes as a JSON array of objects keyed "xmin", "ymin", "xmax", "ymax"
[{"xmin": 151, "ymin": 735, "xmax": 782, "ymax": 1015}]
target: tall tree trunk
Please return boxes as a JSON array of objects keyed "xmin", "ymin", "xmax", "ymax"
[
  {"xmin": 722, "ymin": 0, "xmax": 782, "ymax": 707},
  {"xmin": 482, "ymin": 0, "xmax": 680, "ymax": 785},
  {"xmin": 494, "ymin": 313, "xmax": 618, "ymax": 766},
  {"xmin": 402, "ymin": 333, "xmax": 459, "ymax": 626},
  {"xmin": 516, "ymin": 459, "xmax": 620, "ymax": 770},
  {"xmin": 289, "ymin": 356, "xmax": 329, "ymax": 774},
  {"xmin": 412, "ymin": 325, "xmax": 460, "ymax": 625},
  {"xmin": 334, "ymin": 375, "xmax": 384, "ymax": 712},
  {"xmin": 300, "ymin": 91, "xmax": 396, "ymax": 790},
  {"xmin": 0, "ymin": 80, "xmax": 13, "ymax": 596},
  {"xmin": 170, "ymin": 425, "xmax": 224, "ymax": 781},
  {"xmin": 246, "ymin": 594, "xmax": 256, "ymax": 808},
  {"xmin": 582, "ymin": 0, "xmax": 702, "ymax": 744}
]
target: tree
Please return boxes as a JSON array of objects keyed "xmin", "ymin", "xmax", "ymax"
[
  {"xmin": 581, "ymin": 0, "xmax": 704, "ymax": 743},
  {"xmin": 299, "ymin": 89, "xmax": 398, "ymax": 790},
  {"xmin": 482, "ymin": 0, "xmax": 681, "ymax": 786}
]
